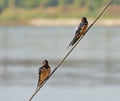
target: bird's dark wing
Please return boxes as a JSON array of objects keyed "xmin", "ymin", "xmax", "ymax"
[{"xmin": 68, "ymin": 31, "xmax": 80, "ymax": 48}]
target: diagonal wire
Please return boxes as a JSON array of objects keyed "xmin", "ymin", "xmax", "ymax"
[{"xmin": 29, "ymin": 0, "xmax": 113, "ymax": 100}]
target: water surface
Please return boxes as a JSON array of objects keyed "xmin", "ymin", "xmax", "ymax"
[{"xmin": 0, "ymin": 26, "xmax": 120, "ymax": 101}]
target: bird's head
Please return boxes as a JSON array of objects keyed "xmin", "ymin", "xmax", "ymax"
[{"xmin": 43, "ymin": 60, "xmax": 49, "ymax": 66}]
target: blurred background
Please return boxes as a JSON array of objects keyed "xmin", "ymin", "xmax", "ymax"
[{"xmin": 0, "ymin": 0, "xmax": 120, "ymax": 101}]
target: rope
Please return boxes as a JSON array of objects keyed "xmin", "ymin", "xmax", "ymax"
[{"xmin": 28, "ymin": 0, "xmax": 113, "ymax": 100}]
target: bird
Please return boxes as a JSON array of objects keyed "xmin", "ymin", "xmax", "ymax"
[
  {"xmin": 68, "ymin": 17, "xmax": 88, "ymax": 48},
  {"xmin": 36, "ymin": 60, "xmax": 51, "ymax": 90}
]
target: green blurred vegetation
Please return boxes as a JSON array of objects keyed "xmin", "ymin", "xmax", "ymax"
[{"xmin": 0, "ymin": 0, "xmax": 119, "ymax": 24}]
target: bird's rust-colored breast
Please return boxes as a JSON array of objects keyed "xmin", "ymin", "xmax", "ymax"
[{"xmin": 39, "ymin": 67, "xmax": 51, "ymax": 84}]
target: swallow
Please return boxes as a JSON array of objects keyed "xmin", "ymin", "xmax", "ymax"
[
  {"xmin": 68, "ymin": 17, "xmax": 88, "ymax": 48},
  {"xmin": 36, "ymin": 60, "xmax": 51, "ymax": 90}
]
